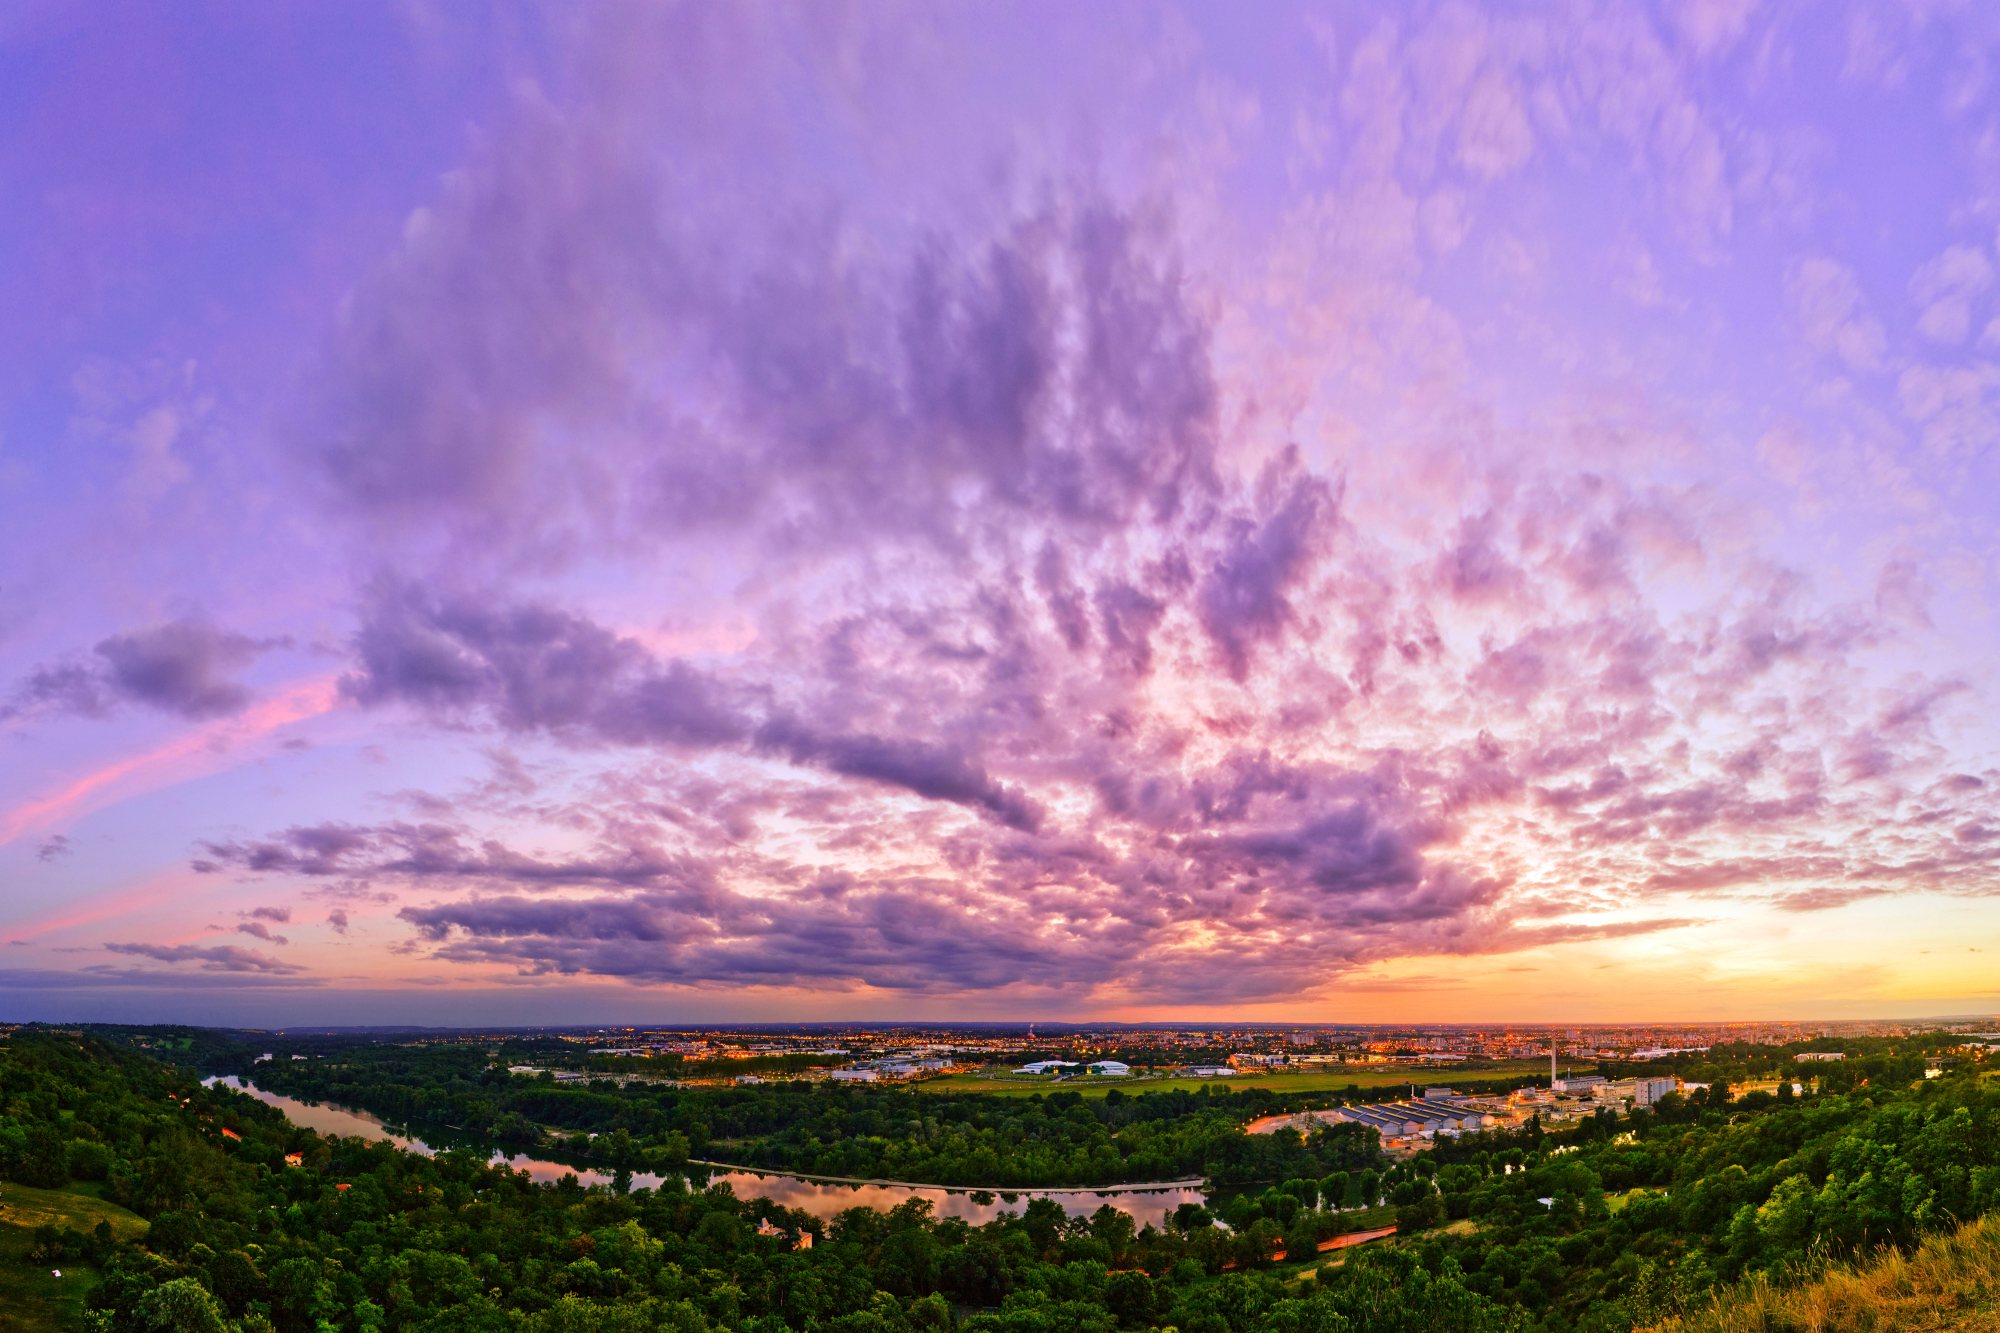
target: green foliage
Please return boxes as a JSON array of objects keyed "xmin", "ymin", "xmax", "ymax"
[
  {"xmin": 227, "ymin": 1034, "xmax": 1384, "ymax": 1190},
  {"xmin": 133, "ymin": 1276, "xmax": 229, "ymax": 1333},
  {"xmin": 11, "ymin": 1026, "xmax": 1996, "ymax": 1333}
]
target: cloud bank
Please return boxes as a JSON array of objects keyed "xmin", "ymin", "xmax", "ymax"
[{"xmin": 10, "ymin": 2, "xmax": 2000, "ymax": 1015}]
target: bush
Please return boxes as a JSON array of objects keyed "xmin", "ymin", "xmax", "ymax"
[
  {"xmin": 30, "ymin": 1223, "xmax": 86, "ymax": 1263},
  {"xmin": 68, "ymin": 1138, "xmax": 111, "ymax": 1180},
  {"xmin": 1395, "ymin": 1195, "xmax": 1445, "ymax": 1235}
]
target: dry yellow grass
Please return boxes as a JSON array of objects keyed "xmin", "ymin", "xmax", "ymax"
[{"xmin": 1641, "ymin": 1213, "xmax": 2000, "ymax": 1333}]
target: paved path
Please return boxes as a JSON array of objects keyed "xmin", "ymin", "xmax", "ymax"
[
  {"xmin": 1317, "ymin": 1225, "xmax": 1399, "ymax": 1251},
  {"xmin": 1245, "ymin": 1110, "xmax": 1351, "ymax": 1135},
  {"xmin": 690, "ymin": 1160, "xmax": 1205, "ymax": 1194}
]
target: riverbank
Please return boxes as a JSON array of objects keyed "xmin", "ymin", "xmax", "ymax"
[
  {"xmin": 201, "ymin": 1076, "xmax": 1211, "ymax": 1230},
  {"xmin": 689, "ymin": 1159, "xmax": 1206, "ymax": 1194}
]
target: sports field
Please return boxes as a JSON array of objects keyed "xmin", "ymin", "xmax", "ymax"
[{"xmin": 917, "ymin": 1060, "xmax": 1550, "ymax": 1099}]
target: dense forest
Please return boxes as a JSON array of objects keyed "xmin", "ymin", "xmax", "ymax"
[
  {"xmin": 214, "ymin": 1036, "xmax": 1394, "ymax": 1189},
  {"xmin": 4, "ymin": 1026, "xmax": 1999, "ymax": 1332}
]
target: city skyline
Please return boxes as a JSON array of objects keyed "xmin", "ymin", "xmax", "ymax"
[{"xmin": 6, "ymin": 3, "xmax": 2000, "ymax": 1026}]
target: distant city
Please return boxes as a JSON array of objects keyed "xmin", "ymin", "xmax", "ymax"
[{"xmin": 155, "ymin": 1015, "xmax": 1999, "ymax": 1072}]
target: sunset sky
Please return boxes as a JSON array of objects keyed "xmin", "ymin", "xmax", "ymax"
[{"xmin": 5, "ymin": 1, "xmax": 2000, "ymax": 1027}]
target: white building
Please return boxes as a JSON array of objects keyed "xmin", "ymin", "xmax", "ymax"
[
  {"xmin": 1087, "ymin": 1061, "xmax": 1130, "ymax": 1077},
  {"xmin": 1015, "ymin": 1060, "xmax": 1081, "ymax": 1075},
  {"xmin": 829, "ymin": 1069, "xmax": 879, "ymax": 1082},
  {"xmin": 1613, "ymin": 1077, "xmax": 1679, "ymax": 1106}
]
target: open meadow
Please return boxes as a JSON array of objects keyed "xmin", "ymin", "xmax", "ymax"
[{"xmin": 0, "ymin": 1183, "xmax": 148, "ymax": 1333}]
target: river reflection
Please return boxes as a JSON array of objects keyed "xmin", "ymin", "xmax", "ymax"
[{"xmin": 200, "ymin": 1077, "xmax": 1209, "ymax": 1230}]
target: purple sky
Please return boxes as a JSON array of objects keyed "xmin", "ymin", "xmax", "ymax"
[{"xmin": 5, "ymin": 1, "xmax": 2000, "ymax": 1026}]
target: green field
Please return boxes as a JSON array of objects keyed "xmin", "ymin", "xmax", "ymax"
[
  {"xmin": 0, "ymin": 1183, "xmax": 148, "ymax": 1333},
  {"xmin": 917, "ymin": 1061, "xmax": 1550, "ymax": 1100}
]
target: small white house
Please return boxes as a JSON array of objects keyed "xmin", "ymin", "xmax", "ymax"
[{"xmin": 1087, "ymin": 1061, "xmax": 1130, "ymax": 1077}]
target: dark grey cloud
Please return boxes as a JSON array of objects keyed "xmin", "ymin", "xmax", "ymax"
[
  {"xmin": 36, "ymin": 835, "xmax": 71, "ymax": 862},
  {"xmin": 341, "ymin": 580, "xmax": 750, "ymax": 742},
  {"xmin": 1197, "ymin": 449, "xmax": 1338, "ymax": 680},
  {"xmin": 197, "ymin": 821, "xmax": 695, "ymax": 888},
  {"xmin": 4, "ymin": 617, "xmax": 286, "ymax": 722},
  {"xmin": 103, "ymin": 942, "xmax": 307, "ymax": 974}
]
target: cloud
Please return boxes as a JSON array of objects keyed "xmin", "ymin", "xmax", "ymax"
[
  {"xmin": 0, "ymin": 968, "xmax": 324, "ymax": 990},
  {"xmin": 1909, "ymin": 243, "xmax": 1993, "ymax": 345},
  {"xmin": 221, "ymin": 142, "xmax": 2000, "ymax": 1004},
  {"xmin": 126, "ymin": 4, "xmax": 2000, "ymax": 1008},
  {"xmin": 5, "ymin": 618, "xmax": 286, "ymax": 723},
  {"xmin": 246, "ymin": 905, "xmax": 292, "ymax": 923},
  {"xmin": 234, "ymin": 922, "xmax": 289, "ymax": 944},
  {"xmin": 327, "ymin": 909, "xmax": 350, "ymax": 935},
  {"xmin": 1789, "ymin": 257, "xmax": 1887, "ymax": 372},
  {"xmin": 36, "ymin": 835, "xmax": 71, "ymax": 862},
  {"xmin": 102, "ymin": 942, "xmax": 308, "ymax": 974}
]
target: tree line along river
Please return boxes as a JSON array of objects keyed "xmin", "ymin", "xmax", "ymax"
[{"xmin": 201, "ymin": 1076, "xmax": 1211, "ymax": 1230}]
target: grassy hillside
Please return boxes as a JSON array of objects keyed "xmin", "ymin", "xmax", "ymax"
[
  {"xmin": 0, "ymin": 1183, "xmax": 148, "ymax": 1333},
  {"xmin": 1640, "ymin": 1211, "xmax": 2000, "ymax": 1333}
]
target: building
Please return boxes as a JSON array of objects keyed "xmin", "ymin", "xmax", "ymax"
[
  {"xmin": 1228, "ymin": 1053, "xmax": 1285, "ymax": 1068},
  {"xmin": 1552, "ymin": 1074, "xmax": 1607, "ymax": 1094},
  {"xmin": 1598, "ymin": 1077, "xmax": 1677, "ymax": 1106},
  {"xmin": 1335, "ymin": 1106, "xmax": 1426, "ymax": 1136},
  {"xmin": 1014, "ymin": 1060, "xmax": 1081, "ymax": 1075},
  {"xmin": 829, "ymin": 1069, "xmax": 879, "ymax": 1082},
  {"xmin": 756, "ymin": 1218, "xmax": 813, "ymax": 1250},
  {"xmin": 1796, "ymin": 1052, "xmax": 1846, "ymax": 1062},
  {"xmin": 1086, "ymin": 1061, "xmax": 1129, "ymax": 1077},
  {"xmin": 1180, "ymin": 1066, "xmax": 1234, "ymax": 1077}
]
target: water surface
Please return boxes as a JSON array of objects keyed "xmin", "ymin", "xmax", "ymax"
[{"xmin": 201, "ymin": 1076, "xmax": 1207, "ymax": 1228}]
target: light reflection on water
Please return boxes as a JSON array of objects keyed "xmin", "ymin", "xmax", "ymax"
[{"xmin": 200, "ymin": 1077, "xmax": 1208, "ymax": 1229}]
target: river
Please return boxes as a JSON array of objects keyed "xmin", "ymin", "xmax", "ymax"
[{"xmin": 200, "ymin": 1076, "xmax": 1209, "ymax": 1229}]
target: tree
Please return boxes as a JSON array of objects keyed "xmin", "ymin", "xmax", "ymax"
[
  {"xmin": 1088, "ymin": 1204, "xmax": 1136, "ymax": 1264},
  {"xmin": 134, "ymin": 1277, "xmax": 229, "ymax": 1333},
  {"xmin": 208, "ymin": 1249, "xmax": 265, "ymax": 1317},
  {"xmin": 1022, "ymin": 1197, "xmax": 1068, "ymax": 1257},
  {"xmin": 267, "ymin": 1256, "xmax": 337, "ymax": 1333}
]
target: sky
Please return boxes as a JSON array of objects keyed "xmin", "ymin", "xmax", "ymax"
[{"xmin": 4, "ymin": 0, "xmax": 2000, "ymax": 1028}]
